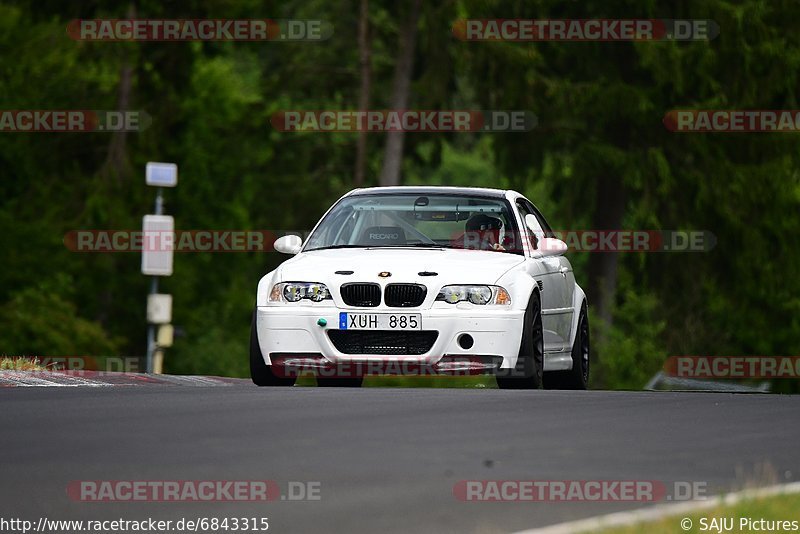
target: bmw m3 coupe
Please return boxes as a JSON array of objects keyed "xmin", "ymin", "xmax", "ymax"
[{"xmin": 251, "ymin": 186, "xmax": 589, "ymax": 389}]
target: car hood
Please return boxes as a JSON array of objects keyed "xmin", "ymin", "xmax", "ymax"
[{"xmin": 277, "ymin": 248, "xmax": 525, "ymax": 285}]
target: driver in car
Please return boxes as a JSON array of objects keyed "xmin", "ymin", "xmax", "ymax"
[{"xmin": 454, "ymin": 213, "xmax": 506, "ymax": 251}]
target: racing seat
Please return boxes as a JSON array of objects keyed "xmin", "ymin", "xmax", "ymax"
[{"xmin": 359, "ymin": 226, "xmax": 407, "ymax": 246}]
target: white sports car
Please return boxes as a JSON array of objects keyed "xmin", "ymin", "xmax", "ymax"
[{"xmin": 251, "ymin": 186, "xmax": 589, "ymax": 389}]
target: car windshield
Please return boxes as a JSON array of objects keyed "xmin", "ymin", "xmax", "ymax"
[{"xmin": 304, "ymin": 193, "xmax": 522, "ymax": 254}]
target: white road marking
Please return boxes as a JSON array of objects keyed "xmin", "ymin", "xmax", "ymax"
[
  {"xmin": 0, "ymin": 371, "xmax": 237, "ymax": 387},
  {"xmin": 0, "ymin": 371, "xmax": 114, "ymax": 387}
]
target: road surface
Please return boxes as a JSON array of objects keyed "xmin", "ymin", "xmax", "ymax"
[{"xmin": 1, "ymin": 383, "xmax": 798, "ymax": 533}]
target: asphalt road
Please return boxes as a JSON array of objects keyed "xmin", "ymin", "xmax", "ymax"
[{"xmin": 1, "ymin": 384, "xmax": 799, "ymax": 533}]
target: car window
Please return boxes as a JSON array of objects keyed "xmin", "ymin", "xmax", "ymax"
[
  {"xmin": 304, "ymin": 193, "xmax": 523, "ymax": 255},
  {"xmin": 311, "ymin": 206, "xmax": 356, "ymax": 247},
  {"xmin": 515, "ymin": 199, "xmax": 543, "ymax": 251},
  {"xmin": 528, "ymin": 201, "xmax": 555, "ymax": 238}
]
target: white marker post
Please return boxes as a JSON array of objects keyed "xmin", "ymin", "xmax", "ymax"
[{"xmin": 143, "ymin": 162, "xmax": 177, "ymax": 373}]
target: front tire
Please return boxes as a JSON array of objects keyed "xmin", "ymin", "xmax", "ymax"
[
  {"xmin": 544, "ymin": 302, "xmax": 589, "ymax": 390},
  {"xmin": 250, "ymin": 311, "xmax": 295, "ymax": 387},
  {"xmin": 496, "ymin": 291, "xmax": 544, "ymax": 390}
]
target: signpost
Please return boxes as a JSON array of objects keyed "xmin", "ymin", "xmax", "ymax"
[
  {"xmin": 143, "ymin": 162, "xmax": 177, "ymax": 374},
  {"xmin": 141, "ymin": 215, "xmax": 174, "ymax": 276}
]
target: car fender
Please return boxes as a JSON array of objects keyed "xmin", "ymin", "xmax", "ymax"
[
  {"xmin": 256, "ymin": 268, "xmax": 280, "ymax": 306},
  {"xmin": 496, "ymin": 267, "xmax": 540, "ymax": 313},
  {"xmin": 567, "ymin": 283, "xmax": 587, "ymax": 350}
]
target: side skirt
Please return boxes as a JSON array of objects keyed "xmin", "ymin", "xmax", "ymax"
[{"xmin": 544, "ymin": 350, "xmax": 573, "ymax": 371}]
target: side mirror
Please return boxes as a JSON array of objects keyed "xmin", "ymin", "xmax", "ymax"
[
  {"xmin": 274, "ymin": 235, "xmax": 303, "ymax": 255},
  {"xmin": 524, "ymin": 214, "xmax": 566, "ymax": 257},
  {"xmin": 537, "ymin": 237, "xmax": 568, "ymax": 257}
]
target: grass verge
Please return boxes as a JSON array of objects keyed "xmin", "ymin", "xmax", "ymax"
[
  {"xmin": 599, "ymin": 492, "xmax": 800, "ymax": 533},
  {"xmin": 0, "ymin": 357, "xmax": 48, "ymax": 371}
]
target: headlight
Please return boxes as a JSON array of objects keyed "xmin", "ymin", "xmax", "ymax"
[
  {"xmin": 436, "ymin": 285, "xmax": 511, "ymax": 306},
  {"xmin": 269, "ymin": 282, "xmax": 331, "ymax": 303}
]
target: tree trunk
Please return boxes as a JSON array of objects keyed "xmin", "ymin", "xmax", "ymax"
[
  {"xmin": 101, "ymin": 2, "xmax": 136, "ymax": 183},
  {"xmin": 102, "ymin": 63, "xmax": 132, "ymax": 183},
  {"xmin": 354, "ymin": 0, "xmax": 371, "ymax": 186},
  {"xmin": 586, "ymin": 173, "xmax": 625, "ymax": 341},
  {"xmin": 379, "ymin": 0, "xmax": 422, "ymax": 186}
]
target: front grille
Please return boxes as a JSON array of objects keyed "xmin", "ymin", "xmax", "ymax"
[
  {"xmin": 384, "ymin": 284, "xmax": 427, "ymax": 307},
  {"xmin": 328, "ymin": 330, "xmax": 438, "ymax": 355},
  {"xmin": 340, "ymin": 283, "xmax": 381, "ymax": 307}
]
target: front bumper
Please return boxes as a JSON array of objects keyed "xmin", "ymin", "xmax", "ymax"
[{"xmin": 255, "ymin": 305, "xmax": 524, "ymax": 370}]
